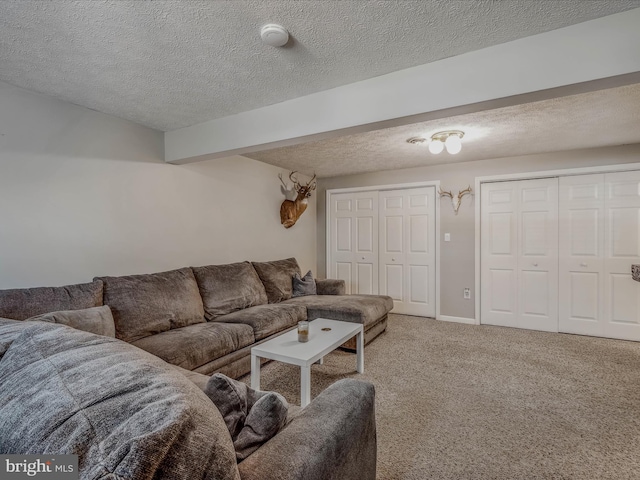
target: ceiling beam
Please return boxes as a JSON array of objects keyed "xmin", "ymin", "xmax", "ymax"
[{"xmin": 165, "ymin": 8, "xmax": 640, "ymax": 165}]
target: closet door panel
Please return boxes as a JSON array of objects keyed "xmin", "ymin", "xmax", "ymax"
[
  {"xmin": 356, "ymin": 262, "xmax": 375, "ymax": 295},
  {"xmin": 379, "ymin": 187, "xmax": 435, "ymax": 316},
  {"xmin": 379, "ymin": 191, "xmax": 405, "ymax": 306},
  {"xmin": 384, "ymin": 264, "xmax": 404, "ymax": 301},
  {"xmin": 330, "ymin": 192, "xmax": 378, "ymax": 295},
  {"xmin": 481, "ymin": 178, "xmax": 558, "ymax": 332},
  {"xmin": 481, "ymin": 183, "xmax": 519, "ymax": 327},
  {"xmin": 517, "ymin": 178, "xmax": 558, "ymax": 332},
  {"xmin": 409, "ymin": 265, "xmax": 430, "ymax": 305},
  {"xmin": 559, "ymin": 174, "xmax": 605, "ymax": 336},
  {"xmin": 603, "ymin": 171, "xmax": 640, "ymax": 340}
]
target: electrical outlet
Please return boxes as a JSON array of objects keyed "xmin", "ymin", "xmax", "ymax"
[
  {"xmin": 444, "ymin": 233, "xmax": 451, "ymax": 242},
  {"xmin": 463, "ymin": 288, "xmax": 471, "ymax": 299}
]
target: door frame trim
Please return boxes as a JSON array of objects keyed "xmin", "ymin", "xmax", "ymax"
[
  {"xmin": 326, "ymin": 181, "xmax": 441, "ymax": 319},
  {"xmin": 474, "ymin": 161, "xmax": 640, "ymax": 326}
]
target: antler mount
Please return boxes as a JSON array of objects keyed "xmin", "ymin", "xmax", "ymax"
[{"xmin": 439, "ymin": 185, "xmax": 472, "ymax": 214}]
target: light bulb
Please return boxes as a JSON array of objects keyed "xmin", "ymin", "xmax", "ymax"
[
  {"xmin": 428, "ymin": 139, "xmax": 444, "ymax": 154},
  {"xmin": 445, "ymin": 134, "xmax": 462, "ymax": 154}
]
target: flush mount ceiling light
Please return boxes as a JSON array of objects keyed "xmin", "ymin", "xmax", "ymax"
[
  {"xmin": 429, "ymin": 130, "xmax": 464, "ymax": 154},
  {"xmin": 407, "ymin": 131, "xmax": 465, "ymax": 155},
  {"xmin": 260, "ymin": 24, "xmax": 289, "ymax": 47}
]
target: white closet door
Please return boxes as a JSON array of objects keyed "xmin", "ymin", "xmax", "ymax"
[
  {"xmin": 329, "ymin": 191, "xmax": 378, "ymax": 295},
  {"xmin": 559, "ymin": 174, "xmax": 605, "ymax": 336},
  {"xmin": 603, "ymin": 171, "xmax": 640, "ymax": 340},
  {"xmin": 481, "ymin": 178, "xmax": 558, "ymax": 331},
  {"xmin": 481, "ymin": 182, "xmax": 519, "ymax": 328},
  {"xmin": 559, "ymin": 171, "xmax": 640, "ymax": 341},
  {"xmin": 518, "ymin": 179, "xmax": 559, "ymax": 332},
  {"xmin": 379, "ymin": 187, "xmax": 436, "ymax": 316}
]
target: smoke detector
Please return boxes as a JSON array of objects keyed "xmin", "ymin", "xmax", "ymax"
[{"xmin": 260, "ymin": 24, "xmax": 289, "ymax": 47}]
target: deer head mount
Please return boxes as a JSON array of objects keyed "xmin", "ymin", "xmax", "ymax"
[
  {"xmin": 278, "ymin": 171, "xmax": 317, "ymax": 228},
  {"xmin": 438, "ymin": 185, "xmax": 472, "ymax": 214}
]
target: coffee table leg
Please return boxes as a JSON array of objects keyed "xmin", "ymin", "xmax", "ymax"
[
  {"xmin": 251, "ymin": 353, "xmax": 260, "ymax": 390},
  {"xmin": 356, "ymin": 329, "xmax": 364, "ymax": 373},
  {"xmin": 301, "ymin": 365, "xmax": 311, "ymax": 407}
]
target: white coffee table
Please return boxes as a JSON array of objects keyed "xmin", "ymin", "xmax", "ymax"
[{"xmin": 251, "ymin": 318, "xmax": 364, "ymax": 407}]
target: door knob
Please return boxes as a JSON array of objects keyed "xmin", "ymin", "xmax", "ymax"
[
  {"xmin": 392, "ymin": 258, "xmax": 396, "ymax": 261},
  {"xmin": 361, "ymin": 257, "xmax": 365, "ymax": 260},
  {"xmin": 532, "ymin": 263, "xmax": 538, "ymax": 267},
  {"xmin": 580, "ymin": 263, "xmax": 588, "ymax": 267}
]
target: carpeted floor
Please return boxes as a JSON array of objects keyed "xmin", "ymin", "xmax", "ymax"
[{"xmin": 239, "ymin": 314, "xmax": 640, "ymax": 479}]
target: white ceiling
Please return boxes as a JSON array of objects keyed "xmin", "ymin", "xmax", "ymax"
[
  {"xmin": 246, "ymin": 83, "xmax": 640, "ymax": 178},
  {"xmin": 1, "ymin": 1, "xmax": 640, "ymax": 178}
]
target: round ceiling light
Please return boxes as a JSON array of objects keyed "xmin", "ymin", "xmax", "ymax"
[
  {"xmin": 444, "ymin": 134, "xmax": 462, "ymax": 154},
  {"xmin": 428, "ymin": 139, "xmax": 445, "ymax": 154},
  {"xmin": 260, "ymin": 24, "xmax": 289, "ymax": 47}
]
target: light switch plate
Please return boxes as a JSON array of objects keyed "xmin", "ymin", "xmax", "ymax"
[{"xmin": 444, "ymin": 233, "xmax": 451, "ymax": 242}]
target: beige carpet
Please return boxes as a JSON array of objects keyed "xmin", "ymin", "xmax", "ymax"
[{"xmin": 240, "ymin": 314, "xmax": 640, "ymax": 479}]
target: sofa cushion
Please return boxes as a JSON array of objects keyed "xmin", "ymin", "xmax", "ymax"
[
  {"xmin": 283, "ymin": 294, "xmax": 394, "ymax": 327},
  {"xmin": 252, "ymin": 258, "xmax": 301, "ymax": 303},
  {"xmin": 28, "ymin": 305, "xmax": 116, "ymax": 337},
  {"xmin": 0, "ymin": 320, "xmax": 240, "ymax": 480},
  {"xmin": 214, "ymin": 303, "xmax": 306, "ymax": 341},
  {"xmin": 193, "ymin": 262, "xmax": 268, "ymax": 319},
  {"xmin": 132, "ymin": 321, "xmax": 255, "ymax": 371},
  {"xmin": 0, "ymin": 280, "xmax": 103, "ymax": 320},
  {"xmin": 204, "ymin": 373, "xmax": 289, "ymax": 461},
  {"xmin": 292, "ymin": 270, "xmax": 317, "ymax": 297},
  {"xmin": 95, "ymin": 267, "xmax": 205, "ymax": 343}
]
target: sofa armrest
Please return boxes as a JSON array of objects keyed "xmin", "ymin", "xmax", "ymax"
[
  {"xmin": 238, "ymin": 378, "xmax": 376, "ymax": 480},
  {"xmin": 315, "ymin": 278, "xmax": 345, "ymax": 295},
  {"xmin": 169, "ymin": 363, "xmax": 211, "ymax": 391}
]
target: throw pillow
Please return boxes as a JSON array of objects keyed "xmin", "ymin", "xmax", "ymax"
[
  {"xmin": 292, "ymin": 270, "xmax": 317, "ymax": 297},
  {"xmin": 203, "ymin": 373, "xmax": 289, "ymax": 461},
  {"xmin": 28, "ymin": 305, "xmax": 116, "ymax": 338}
]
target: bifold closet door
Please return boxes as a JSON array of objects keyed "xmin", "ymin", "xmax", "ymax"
[
  {"xmin": 378, "ymin": 187, "xmax": 436, "ymax": 317},
  {"xmin": 329, "ymin": 191, "xmax": 378, "ymax": 295},
  {"xmin": 604, "ymin": 171, "xmax": 640, "ymax": 340},
  {"xmin": 559, "ymin": 174, "xmax": 605, "ymax": 336},
  {"xmin": 481, "ymin": 178, "xmax": 559, "ymax": 332},
  {"xmin": 561, "ymin": 172, "xmax": 640, "ymax": 340}
]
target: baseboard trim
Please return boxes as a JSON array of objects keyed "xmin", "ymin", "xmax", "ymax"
[{"xmin": 437, "ymin": 315, "xmax": 476, "ymax": 325}]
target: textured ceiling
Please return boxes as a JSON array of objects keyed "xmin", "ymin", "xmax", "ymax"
[
  {"xmin": 1, "ymin": 0, "xmax": 639, "ymax": 131},
  {"xmin": 245, "ymin": 83, "xmax": 640, "ymax": 178}
]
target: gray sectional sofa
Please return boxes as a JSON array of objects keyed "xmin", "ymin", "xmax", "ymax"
[
  {"xmin": 0, "ymin": 257, "xmax": 393, "ymax": 379},
  {"xmin": 0, "ymin": 318, "xmax": 377, "ymax": 480},
  {"xmin": 0, "ymin": 257, "xmax": 392, "ymax": 479}
]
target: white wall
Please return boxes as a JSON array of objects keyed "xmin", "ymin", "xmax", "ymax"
[
  {"xmin": 0, "ymin": 82, "xmax": 316, "ymax": 289},
  {"xmin": 318, "ymin": 144, "xmax": 640, "ymax": 319}
]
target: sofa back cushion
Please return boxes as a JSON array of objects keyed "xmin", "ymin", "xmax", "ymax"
[
  {"xmin": 0, "ymin": 280, "xmax": 103, "ymax": 320},
  {"xmin": 192, "ymin": 262, "xmax": 268, "ymax": 319},
  {"xmin": 95, "ymin": 268, "xmax": 205, "ymax": 343},
  {"xmin": 0, "ymin": 320, "xmax": 240, "ymax": 480},
  {"xmin": 252, "ymin": 258, "xmax": 301, "ymax": 304}
]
